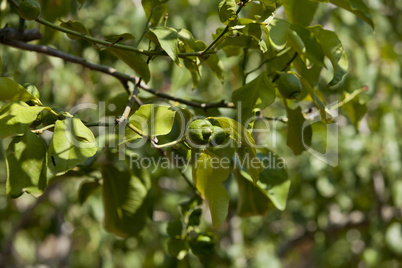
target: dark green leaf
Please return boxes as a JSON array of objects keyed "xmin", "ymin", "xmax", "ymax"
[
  {"xmin": 188, "ymin": 208, "xmax": 202, "ymax": 226},
  {"xmin": 48, "ymin": 117, "xmax": 97, "ymax": 175},
  {"xmin": 289, "ymin": 24, "xmax": 325, "ymax": 68},
  {"xmin": 60, "ymin": 20, "xmax": 91, "ymax": 39},
  {"xmin": 286, "ymin": 106, "xmax": 312, "ymax": 155},
  {"xmin": 107, "ymin": 47, "xmax": 151, "ymax": 83},
  {"xmin": 0, "ymin": 102, "xmax": 46, "ymax": 138},
  {"xmin": 268, "ymin": 19, "xmax": 290, "ymax": 50},
  {"xmin": 167, "ymin": 218, "xmax": 183, "ymax": 237},
  {"xmin": 167, "ymin": 238, "xmax": 189, "ymax": 260},
  {"xmin": 309, "ymin": 25, "xmax": 348, "ymax": 86},
  {"xmin": 6, "ymin": 131, "xmax": 47, "ymax": 198},
  {"xmin": 283, "ymin": 0, "xmax": 319, "ymax": 26},
  {"xmin": 232, "ymin": 71, "xmax": 276, "ymax": 123},
  {"xmin": 102, "ymin": 165, "xmax": 151, "ymax": 237},
  {"xmin": 78, "ymin": 180, "xmax": 100, "ymax": 204},
  {"xmin": 235, "ymin": 168, "xmax": 270, "ymax": 217},
  {"xmin": 105, "ymin": 33, "xmax": 135, "ymax": 43}
]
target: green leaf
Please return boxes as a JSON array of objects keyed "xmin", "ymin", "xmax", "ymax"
[
  {"xmin": 102, "ymin": 165, "xmax": 151, "ymax": 237},
  {"xmin": 48, "ymin": 117, "xmax": 97, "ymax": 175},
  {"xmin": 107, "ymin": 47, "xmax": 151, "ymax": 83},
  {"xmin": 59, "ymin": 20, "xmax": 91, "ymax": 39},
  {"xmin": 236, "ymin": 150, "xmax": 290, "ymax": 213},
  {"xmin": 268, "ymin": 19, "xmax": 290, "ymax": 50},
  {"xmin": 289, "ymin": 24, "xmax": 325, "ymax": 68},
  {"xmin": 286, "ymin": 106, "xmax": 312, "ymax": 155},
  {"xmin": 210, "ymin": 117, "xmax": 264, "ymax": 183},
  {"xmin": 333, "ymin": 0, "xmax": 374, "ymax": 29},
  {"xmin": 125, "ymin": 104, "xmax": 177, "ymax": 141},
  {"xmin": 0, "ymin": 78, "xmax": 42, "ymax": 105},
  {"xmin": 167, "ymin": 238, "xmax": 188, "ymax": 260},
  {"xmin": 105, "ymin": 33, "xmax": 135, "ymax": 43},
  {"xmin": 149, "ymin": 27, "xmax": 180, "ymax": 65},
  {"xmin": 192, "ymin": 151, "xmax": 231, "ymax": 228},
  {"xmin": 235, "ymin": 168, "xmax": 270, "ymax": 217},
  {"xmin": 167, "ymin": 218, "xmax": 183, "ymax": 237},
  {"xmin": 309, "ymin": 25, "xmax": 348, "ymax": 86},
  {"xmin": 341, "ymin": 93, "xmax": 367, "ymax": 129},
  {"xmin": 232, "ymin": 71, "xmax": 276, "ymax": 123},
  {"xmin": 218, "ymin": 0, "xmax": 238, "ymax": 25},
  {"xmin": 78, "ymin": 180, "xmax": 101, "ymax": 204},
  {"xmin": 300, "ymin": 77, "xmax": 333, "ymax": 123},
  {"xmin": 141, "ymin": 0, "xmax": 168, "ymax": 26},
  {"xmin": 283, "ymin": 0, "xmax": 319, "ymax": 26},
  {"xmin": 0, "ymin": 102, "xmax": 46, "ymax": 138},
  {"xmin": 6, "ymin": 131, "xmax": 47, "ymax": 198}
]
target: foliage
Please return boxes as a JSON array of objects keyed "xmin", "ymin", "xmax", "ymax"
[{"xmin": 0, "ymin": 0, "xmax": 401, "ymax": 267}]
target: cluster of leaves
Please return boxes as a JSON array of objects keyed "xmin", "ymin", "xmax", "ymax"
[{"xmin": 1, "ymin": 0, "xmax": 391, "ymax": 266}]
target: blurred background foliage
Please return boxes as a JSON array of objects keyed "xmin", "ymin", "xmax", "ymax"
[{"xmin": 0, "ymin": 0, "xmax": 401, "ymax": 267}]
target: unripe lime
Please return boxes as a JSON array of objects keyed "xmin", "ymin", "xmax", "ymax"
[
  {"xmin": 19, "ymin": 0, "xmax": 41, "ymax": 21},
  {"xmin": 166, "ymin": 143, "xmax": 191, "ymax": 167},
  {"xmin": 209, "ymin": 126, "xmax": 229, "ymax": 146},
  {"xmin": 187, "ymin": 119, "xmax": 213, "ymax": 146},
  {"xmin": 23, "ymin": 83, "xmax": 40, "ymax": 99},
  {"xmin": 276, "ymin": 73, "xmax": 302, "ymax": 99}
]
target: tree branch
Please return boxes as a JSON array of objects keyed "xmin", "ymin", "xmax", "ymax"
[
  {"xmin": 0, "ymin": 34, "xmax": 235, "ymax": 109},
  {"xmin": 35, "ymin": 18, "xmax": 214, "ymax": 58}
]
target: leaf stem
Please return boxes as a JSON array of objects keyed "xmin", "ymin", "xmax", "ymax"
[{"xmin": 32, "ymin": 124, "xmax": 55, "ymax": 134}]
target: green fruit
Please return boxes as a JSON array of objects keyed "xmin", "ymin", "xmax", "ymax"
[
  {"xmin": 276, "ymin": 73, "xmax": 302, "ymax": 99},
  {"xmin": 23, "ymin": 83, "xmax": 40, "ymax": 99},
  {"xmin": 187, "ymin": 119, "xmax": 213, "ymax": 146},
  {"xmin": 208, "ymin": 126, "xmax": 229, "ymax": 146},
  {"xmin": 166, "ymin": 143, "xmax": 191, "ymax": 167},
  {"xmin": 18, "ymin": 0, "xmax": 41, "ymax": 20}
]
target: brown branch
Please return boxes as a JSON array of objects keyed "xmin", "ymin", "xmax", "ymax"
[{"xmin": 0, "ymin": 30, "xmax": 235, "ymax": 110}]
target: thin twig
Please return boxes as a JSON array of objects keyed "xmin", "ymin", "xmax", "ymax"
[
  {"xmin": 35, "ymin": 18, "xmax": 213, "ymax": 58},
  {"xmin": 0, "ymin": 37, "xmax": 234, "ymax": 109},
  {"xmin": 200, "ymin": 4, "xmax": 245, "ymax": 56},
  {"xmin": 272, "ymin": 52, "xmax": 298, "ymax": 83}
]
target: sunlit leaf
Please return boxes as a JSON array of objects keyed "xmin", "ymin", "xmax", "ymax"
[
  {"xmin": 0, "ymin": 78, "xmax": 42, "ymax": 105},
  {"xmin": 125, "ymin": 104, "xmax": 177, "ymax": 141},
  {"xmin": 6, "ymin": 131, "xmax": 47, "ymax": 198},
  {"xmin": 218, "ymin": 0, "xmax": 238, "ymax": 25},
  {"xmin": 0, "ymin": 102, "xmax": 46, "ymax": 138},
  {"xmin": 269, "ymin": 19, "xmax": 290, "ymax": 50},
  {"xmin": 192, "ymin": 151, "xmax": 231, "ymax": 227},
  {"xmin": 149, "ymin": 26, "xmax": 180, "ymax": 65},
  {"xmin": 48, "ymin": 117, "xmax": 97, "ymax": 175}
]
